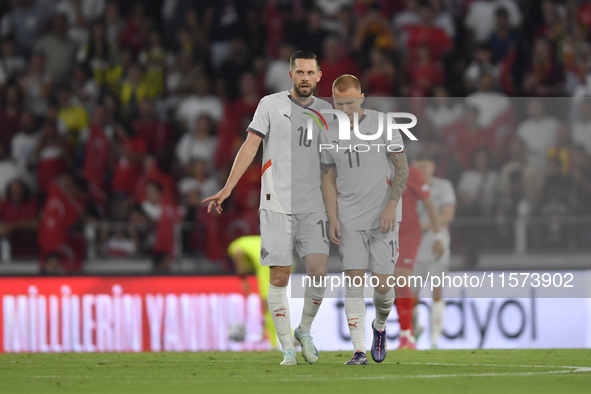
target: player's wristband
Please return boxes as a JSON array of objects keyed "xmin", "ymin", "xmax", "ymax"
[{"xmin": 434, "ymin": 232, "xmax": 445, "ymax": 242}]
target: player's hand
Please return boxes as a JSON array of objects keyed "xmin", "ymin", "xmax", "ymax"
[
  {"xmin": 202, "ymin": 187, "xmax": 231, "ymax": 214},
  {"xmin": 379, "ymin": 201, "xmax": 397, "ymax": 234},
  {"xmin": 433, "ymin": 239, "xmax": 445, "ymax": 260},
  {"xmin": 329, "ymin": 220, "xmax": 341, "ymax": 245}
]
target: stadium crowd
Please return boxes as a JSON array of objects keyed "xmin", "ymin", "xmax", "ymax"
[{"xmin": 1, "ymin": 0, "xmax": 591, "ymax": 272}]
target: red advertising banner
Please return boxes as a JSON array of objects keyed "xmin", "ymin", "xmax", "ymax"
[{"xmin": 0, "ymin": 276, "xmax": 266, "ymax": 353}]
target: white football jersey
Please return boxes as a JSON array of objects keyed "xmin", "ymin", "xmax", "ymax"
[
  {"xmin": 247, "ymin": 91, "xmax": 332, "ymax": 214},
  {"xmin": 319, "ymin": 109, "xmax": 405, "ymax": 230}
]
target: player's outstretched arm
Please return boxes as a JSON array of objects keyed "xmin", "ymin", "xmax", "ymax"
[
  {"xmin": 380, "ymin": 152, "xmax": 409, "ymax": 234},
  {"xmin": 422, "ymin": 196, "xmax": 445, "ymax": 259},
  {"xmin": 202, "ymin": 133, "xmax": 262, "ymax": 214},
  {"xmin": 321, "ymin": 166, "xmax": 341, "ymax": 245}
]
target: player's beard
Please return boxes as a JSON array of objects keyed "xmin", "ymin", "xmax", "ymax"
[{"xmin": 294, "ymin": 82, "xmax": 316, "ymax": 98}]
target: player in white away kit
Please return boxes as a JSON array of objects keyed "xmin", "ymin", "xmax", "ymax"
[
  {"xmin": 412, "ymin": 153, "xmax": 456, "ymax": 349},
  {"xmin": 203, "ymin": 51, "xmax": 332, "ymax": 365},
  {"xmin": 320, "ymin": 75, "xmax": 409, "ymax": 365}
]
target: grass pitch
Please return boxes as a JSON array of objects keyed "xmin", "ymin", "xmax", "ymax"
[{"xmin": 1, "ymin": 349, "xmax": 590, "ymax": 394}]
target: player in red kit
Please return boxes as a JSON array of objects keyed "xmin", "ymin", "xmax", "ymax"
[{"xmin": 396, "ymin": 165, "xmax": 444, "ymax": 349}]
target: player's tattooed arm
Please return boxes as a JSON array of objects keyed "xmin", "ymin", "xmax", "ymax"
[{"xmin": 389, "ymin": 152, "xmax": 409, "ymax": 203}]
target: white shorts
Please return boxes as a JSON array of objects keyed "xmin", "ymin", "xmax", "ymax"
[
  {"xmin": 339, "ymin": 223, "xmax": 399, "ymax": 275},
  {"xmin": 259, "ymin": 209, "xmax": 330, "ymax": 267},
  {"xmin": 413, "ymin": 230, "xmax": 451, "ymax": 286}
]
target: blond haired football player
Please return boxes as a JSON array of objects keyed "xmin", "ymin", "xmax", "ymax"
[{"xmin": 320, "ymin": 75, "xmax": 408, "ymax": 364}]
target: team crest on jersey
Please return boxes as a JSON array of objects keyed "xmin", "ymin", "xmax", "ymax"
[{"xmin": 260, "ymin": 247, "xmax": 269, "ymax": 260}]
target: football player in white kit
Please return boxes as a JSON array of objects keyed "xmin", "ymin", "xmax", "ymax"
[
  {"xmin": 412, "ymin": 153, "xmax": 456, "ymax": 349},
  {"xmin": 203, "ymin": 51, "xmax": 332, "ymax": 365},
  {"xmin": 320, "ymin": 75, "xmax": 409, "ymax": 365}
]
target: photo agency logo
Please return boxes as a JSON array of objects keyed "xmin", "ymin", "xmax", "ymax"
[{"xmin": 317, "ymin": 110, "xmax": 418, "ymax": 153}]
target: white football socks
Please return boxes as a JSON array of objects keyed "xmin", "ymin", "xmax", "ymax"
[
  {"xmin": 373, "ymin": 287, "xmax": 395, "ymax": 331},
  {"xmin": 430, "ymin": 300, "xmax": 445, "ymax": 347},
  {"xmin": 268, "ymin": 284, "xmax": 295, "ymax": 351},
  {"xmin": 345, "ymin": 281, "xmax": 366, "ymax": 353},
  {"xmin": 298, "ymin": 278, "xmax": 326, "ymax": 332}
]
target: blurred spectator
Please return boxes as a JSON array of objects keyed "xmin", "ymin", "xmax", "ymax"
[
  {"xmin": 119, "ymin": 2, "xmax": 147, "ymax": 55},
  {"xmin": 440, "ymin": 105, "xmax": 491, "ymax": 170},
  {"xmin": 1, "ymin": 0, "xmax": 52, "ymax": 56},
  {"xmin": 176, "ymin": 115, "xmax": 217, "ymax": 167},
  {"xmin": 56, "ymin": 83, "xmax": 89, "ymax": 145},
  {"xmin": 166, "ymin": 53, "xmax": 200, "ymax": 97},
  {"xmin": 265, "ymin": 43, "xmax": 294, "ymax": 94},
  {"xmin": 534, "ymin": 0, "xmax": 562, "ymax": 41},
  {"xmin": 517, "ymin": 98, "xmax": 558, "ymax": 172},
  {"xmin": 464, "ymin": 45, "xmax": 500, "ymax": 93},
  {"xmin": 214, "ymin": 73, "xmax": 260, "ymax": 169},
  {"xmin": 133, "ymin": 156, "xmax": 176, "ymax": 205},
  {"xmin": 425, "ymin": 86, "xmax": 464, "ymax": 129},
  {"xmin": 138, "ymin": 30, "xmax": 173, "ymax": 99},
  {"xmin": 465, "ymin": 0, "xmax": 522, "ymax": 44},
  {"xmin": 33, "ymin": 13, "xmax": 77, "ymax": 83},
  {"xmin": 457, "ymin": 147, "xmax": 499, "ymax": 217},
  {"xmin": 72, "ymin": 65, "xmax": 98, "ymax": 114},
  {"xmin": 393, "ymin": 0, "xmax": 420, "ymax": 31},
  {"xmin": 0, "ymin": 178, "xmax": 38, "ymax": 257},
  {"xmin": 546, "ymin": 123, "xmax": 572, "ymax": 175},
  {"xmin": 409, "ymin": 45, "xmax": 443, "ymax": 96},
  {"xmin": 205, "ymin": 0, "xmax": 257, "ymax": 69},
  {"xmin": 536, "ymin": 157, "xmax": 575, "ymax": 248},
  {"xmin": 523, "ymin": 38, "xmax": 565, "ymax": 96},
  {"xmin": 118, "ymin": 63, "xmax": 155, "ymax": 121},
  {"xmin": 111, "ymin": 124, "xmax": 146, "ymax": 197},
  {"xmin": 0, "ymin": 84, "xmax": 22, "ymax": 149},
  {"xmin": 82, "ymin": 105, "xmax": 111, "ymax": 205},
  {"xmin": 286, "ymin": 8, "xmax": 328, "ymax": 59},
  {"xmin": 499, "ymin": 137, "xmax": 543, "ymax": 211},
  {"xmin": 456, "ymin": 147, "xmax": 499, "ymax": 266},
  {"xmin": 316, "ymin": 36, "xmax": 360, "ymax": 98},
  {"xmin": 0, "ymin": 39, "xmax": 26, "ymax": 85},
  {"xmin": 104, "ymin": 1, "xmax": 125, "ymax": 48},
  {"xmin": 38, "ymin": 174, "xmax": 90, "ymax": 274},
  {"xmin": 11, "ymin": 110, "xmax": 39, "ymax": 190},
  {"xmin": 352, "ymin": 3, "xmax": 397, "ymax": 58},
  {"xmin": 132, "ymin": 180, "xmax": 181, "ymax": 273},
  {"xmin": 133, "ymin": 98, "xmax": 174, "ymax": 157},
  {"xmin": 488, "ymin": 7, "xmax": 521, "ymax": 63},
  {"xmin": 33, "ymin": 119, "xmax": 71, "ymax": 200},
  {"xmin": 430, "ymin": 0, "xmax": 455, "ymax": 39},
  {"xmin": 77, "ymin": 22, "xmax": 116, "ymax": 89},
  {"xmin": 403, "ymin": 3, "xmax": 452, "ymax": 65},
  {"xmin": 19, "ymin": 52, "xmax": 52, "ymax": 117},
  {"xmin": 178, "ymin": 159, "xmax": 220, "ymax": 206},
  {"xmin": 55, "ymin": 0, "xmax": 106, "ymax": 44},
  {"xmin": 571, "ymin": 98, "xmax": 591, "ymax": 155},
  {"xmin": 0, "ymin": 142, "xmax": 20, "ymax": 199},
  {"xmin": 362, "ymin": 48, "xmax": 395, "ymax": 96},
  {"xmin": 216, "ymin": 38, "xmax": 252, "ymax": 101},
  {"xmin": 176, "ymin": 74, "xmax": 223, "ymax": 132},
  {"xmin": 465, "ymin": 73, "xmax": 510, "ymax": 128}
]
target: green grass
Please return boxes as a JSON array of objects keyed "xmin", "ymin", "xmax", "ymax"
[{"xmin": 1, "ymin": 350, "xmax": 590, "ymax": 394}]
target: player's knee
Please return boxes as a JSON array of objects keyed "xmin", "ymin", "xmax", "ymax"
[
  {"xmin": 269, "ymin": 270, "xmax": 290, "ymax": 287},
  {"xmin": 306, "ymin": 266, "xmax": 327, "ymax": 280}
]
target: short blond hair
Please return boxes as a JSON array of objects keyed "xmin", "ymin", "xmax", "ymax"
[{"xmin": 332, "ymin": 74, "xmax": 361, "ymax": 94}]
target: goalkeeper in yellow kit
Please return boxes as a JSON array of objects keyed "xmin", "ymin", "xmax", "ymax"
[{"xmin": 228, "ymin": 235, "xmax": 277, "ymax": 348}]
